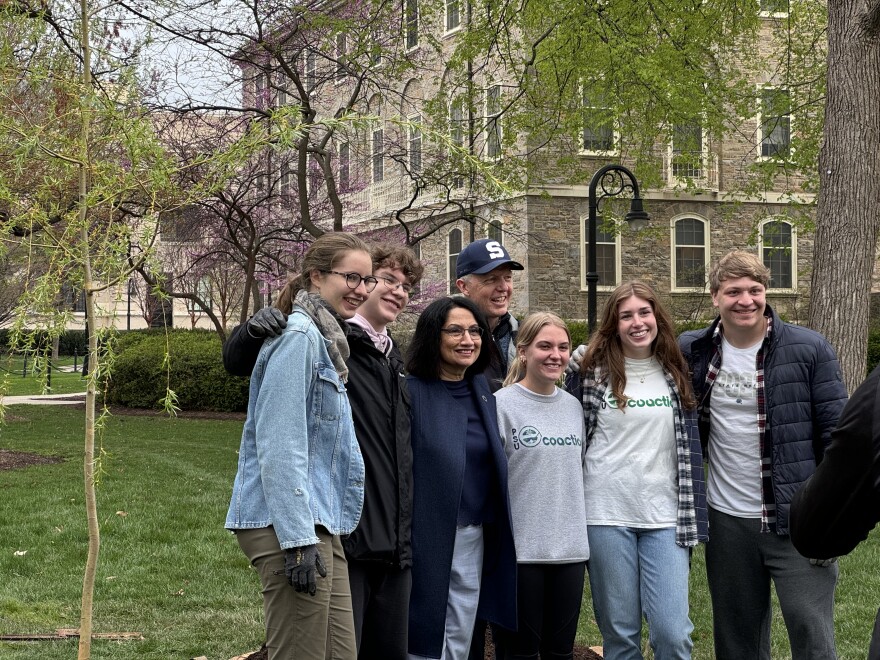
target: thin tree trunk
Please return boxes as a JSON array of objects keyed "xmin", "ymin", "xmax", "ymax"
[
  {"xmin": 77, "ymin": 1, "xmax": 99, "ymax": 657},
  {"xmin": 809, "ymin": 0, "xmax": 880, "ymax": 393}
]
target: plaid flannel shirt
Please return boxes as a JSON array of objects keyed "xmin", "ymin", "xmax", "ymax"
[
  {"xmin": 702, "ymin": 316, "xmax": 776, "ymax": 532},
  {"xmin": 582, "ymin": 368, "xmax": 700, "ymax": 548}
]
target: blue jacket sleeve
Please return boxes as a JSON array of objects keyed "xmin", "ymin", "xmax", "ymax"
[
  {"xmin": 252, "ymin": 330, "xmax": 319, "ymax": 548},
  {"xmin": 810, "ymin": 337, "xmax": 848, "ymax": 455}
]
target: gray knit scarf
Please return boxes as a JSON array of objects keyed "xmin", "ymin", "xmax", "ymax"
[{"xmin": 294, "ymin": 289, "xmax": 350, "ymax": 382}]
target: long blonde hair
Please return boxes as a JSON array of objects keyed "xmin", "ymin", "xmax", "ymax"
[
  {"xmin": 275, "ymin": 232, "xmax": 371, "ymax": 314},
  {"xmin": 580, "ymin": 280, "xmax": 695, "ymax": 410},
  {"xmin": 503, "ymin": 312, "xmax": 571, "ymax": 387}
]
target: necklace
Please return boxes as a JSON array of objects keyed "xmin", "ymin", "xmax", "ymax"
[{"xmin": 630, "ymin": 358, "xmax": 654, "ymax": 384}]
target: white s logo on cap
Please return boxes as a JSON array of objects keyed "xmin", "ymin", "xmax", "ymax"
[{"xmin": 486, "ymin": 240, "xmax": 505, "ymax": 259}]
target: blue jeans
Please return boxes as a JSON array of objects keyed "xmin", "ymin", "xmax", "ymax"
[{"xmin": 587, "ymin": 526, "xmax": 693, "ymax": 660}]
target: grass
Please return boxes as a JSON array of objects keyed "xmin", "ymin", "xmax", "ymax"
[
  {"xmin": 0, "ymin": 355, "xmax": 88, "ymax": 397},
  {"xmin": 0, "ymin": 405, "xmax": 261, "ymax": 660},
  {"xmin": 0, "ymin": 405, "xmax": 877, "ymax": 659}
]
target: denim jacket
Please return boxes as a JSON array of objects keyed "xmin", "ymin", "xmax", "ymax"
[{"xmin": 225, "ymin": 307, "xmax": 365, "ymax": 548}]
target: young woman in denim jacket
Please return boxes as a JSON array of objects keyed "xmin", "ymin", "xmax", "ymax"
[
  {"xmin": 573, "ymin": 281, "xmax": 708, "ymax": 660},
  {"xmin": 225, "ymin": 232, "xmax": 373, "ymax": 659}
]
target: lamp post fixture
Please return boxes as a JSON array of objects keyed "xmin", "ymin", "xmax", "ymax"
[{"xmin": 586, "ymin": 164, "xmax": 650, "ymax": 336}]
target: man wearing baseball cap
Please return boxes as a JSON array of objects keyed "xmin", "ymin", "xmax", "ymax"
[{"xmin": 454, "ymin": 238, "xmax": 524, "ymax": 392}]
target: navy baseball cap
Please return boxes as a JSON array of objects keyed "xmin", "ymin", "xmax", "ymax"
[{"xmin": 455, "ymin": 239, "xmax": 524, "ymax": 278}]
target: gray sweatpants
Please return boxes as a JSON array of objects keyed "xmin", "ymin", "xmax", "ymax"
[{"xmin": 705, "ymin": 507, "xmax": 838, "ymax": 660}]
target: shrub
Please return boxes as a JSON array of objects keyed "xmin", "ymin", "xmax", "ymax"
[
  {"xmin": 868, "ymin": 328, "xmax": 880, "ymax": 375},
  {"xmin": 106, "ymin": 329, "xmax": 249, "ymax": 412}
]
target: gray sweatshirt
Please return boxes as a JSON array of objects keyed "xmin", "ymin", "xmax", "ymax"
[{"xmin": 495, "ymin": 384, "xmax": 590, "ymax": 563}]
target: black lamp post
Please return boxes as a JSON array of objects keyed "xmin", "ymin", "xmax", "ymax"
[{"xmin": 586, "ymin": 164, "xmax": 650, "ymax": 336}]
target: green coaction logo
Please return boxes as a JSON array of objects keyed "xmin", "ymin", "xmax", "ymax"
[
  {"xmin": 511, "ymin": 426, "xmax": 582, "ymax": 450},
  {"xmin": 605, "ymin": 395, "xmax": 673, "ymax": 409}
]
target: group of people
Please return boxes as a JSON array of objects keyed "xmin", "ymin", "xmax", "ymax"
[{"xmin": 223, "ymin": 232, "xmax": 872, "ymax": 660}]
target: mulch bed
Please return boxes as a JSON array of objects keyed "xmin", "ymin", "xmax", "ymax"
[{"xmin": 0, "ymin": 449, "xmax": 64, "ymax": 471}]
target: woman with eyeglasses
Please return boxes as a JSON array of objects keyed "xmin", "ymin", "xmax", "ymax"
[
  {"xmin": 404, "ymin": 297, "xmax": 517, "ymax": 660},
  {"xmin": 494, "ymin": 312, "xmax": 590, "ymax": 660},
  {"xmin": 225, "ymin": 232, "xmax": 375, "ymax": 659}
]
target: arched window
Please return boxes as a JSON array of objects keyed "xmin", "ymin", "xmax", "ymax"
[
  {"xmin": 448, "ymin": 228, "xmax": 462, "ymax": 293},
  {"xmin": 761, "ymin": 219, "xmax": 795, "ymax": 289},
  {"xmin": 671, "ymin": 216, "xmax": 709, "ymax": 290}
]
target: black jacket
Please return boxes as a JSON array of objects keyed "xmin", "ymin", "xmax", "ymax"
[
  {"xmin": 790, "ymin": 364, "xmax": 880, "ymax": 558},
  {"xmin": 678, "ymin": 305, "xmax": 848, "ymax": 535},
  {"xmin": 223, "ymin": 321, "xmax": 413, "ymax": 568}
]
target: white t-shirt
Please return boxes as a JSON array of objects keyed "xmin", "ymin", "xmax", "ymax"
[
  {"xmin": 707, "ymin": 337, "xmax": 762, "ymax": 517},
  {"xmin": 584, "ymin": 357, "xmax": 677, "ymax": 528}
]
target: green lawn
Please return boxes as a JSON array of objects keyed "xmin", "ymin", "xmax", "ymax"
[
  {"xmin": 0, "ymin": 405, "xmax": 877, "ymax": 659},
  {"xmin": 0, "ymin": 355, "xmax": 88, "ymax": 397}
]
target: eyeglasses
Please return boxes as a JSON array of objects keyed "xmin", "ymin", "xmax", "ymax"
[
  {"xmin": 378, "ymin": 274, "xmax": 414, "ymax": 295},
  {"xmin": 440, "ymin": 325, "xmax": 483, "ymax": 340},
  {"xmin": 321, "ymin": 270, "xmax": 379, "ymax": 292}
]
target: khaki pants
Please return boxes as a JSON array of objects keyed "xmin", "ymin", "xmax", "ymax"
[{"xmin": 237, "ymin": 526, "xmax": 357, "ymax": 660}]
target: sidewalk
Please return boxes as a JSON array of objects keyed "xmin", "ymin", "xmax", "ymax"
[{"xmin": 1, "ymin": 392, "xmax": 87, "ymax": 406}]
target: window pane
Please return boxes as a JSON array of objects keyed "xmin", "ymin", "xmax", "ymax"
[
  {"xmin": 372, "ymin": 128, "xmax": 384, "ymax": 182},
  {"xmin": 763, "ymin": 221, "xmax": 793, "ymax": 288},
  {"xmin": 448, "ymin": 229, "xmax": 462, "ymax": 293},
  {"xmin": 761, "ymin": 88, "xmax": 791, "ymax": 158},
  {"xmin": 676, "ymin": 246, "xmax": 706, "ymax": 288},
  {"xmin": 406, "ymin": 0, "xmax": 419, "ymax": 48},
  {"xmin": 410, "ymin": 116, "xmax": 422, "ymax": 173},
  {"xmin": 760, "ymin": 0, "xmax": 788, "ymax": 12},
  {"xmin": 339, "ymin": 142, "xmax": 350, "ymax": 190},
  {"xmin": 335, "ymin": 34, "xmax": 346, "ymax": 81},
  {"xmin": 583, "ymin": 91, "xmax": 614, "ymax": 152},
  {"xmin": 675, "ymin": 218, "xmax": 705, "ymax": 246},
  {"xmin": 672, "ymin": 122, "xmax": 704, "ymax": 178},
  {"xmin": 488, "ymin": 220, "xmax": 502, "ymax": 243},
  {"xmin": 446, "ymin": 0, "xmax": 459, "ymax": 29},
  {"xmin": 596, "ymin": 244, "xmax": 616, "ymax": 286}
]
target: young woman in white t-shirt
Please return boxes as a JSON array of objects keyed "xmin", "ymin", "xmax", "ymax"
[{"xmin": 574, "ymin": 281, "xmax": 708, "ymax": 660}]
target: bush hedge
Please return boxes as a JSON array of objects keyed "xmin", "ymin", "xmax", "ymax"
[
  {"xmin": 106, "ymin": 329, "xmax": 249, "ymax": 412},
  {"xmin": 74, "ymin": 321, "xmax": 880, "ymax": 413},
  {"xmin": 0, "ymin": 328, "xmax": 88, "ymax": 355}
]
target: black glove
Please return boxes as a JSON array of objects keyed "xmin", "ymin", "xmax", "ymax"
[
  {"xmin": 284, "ymin": 544, "xmax": 327, "ymax": 596},
  {"xmin": 247, "ymin": 308, "xmax": 287, "ymax": 339}
]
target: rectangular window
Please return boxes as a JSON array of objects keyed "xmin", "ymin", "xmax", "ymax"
[
  {"xmin": 335, "ymin": 34, "xmax": 347, "ymax": 82},
  {"xmin": 446, "ymin": 0, "xmax": 460, "ymax": 31},
  {"xmin": 582, "ymin": 90, "xmax": 614, "ymax": 153},
  {"xmin": 279, "ymin": 161, "xmax": 292, "ymax": 195},
  {"xmin": 409, "ymin": 116, "xmax": 422, "ymax": 173},
  {"xmin": 372, "ymin": 128, "xmax": 384, "ymax": 183},
  {"xmin": 487, "ymin": 220, "xmax": 503, "ymax": 244},
  {"xmin": 762, "ymin": 221, "xmax": 793, "ymax": 288},
  {"xmin": 450, "ymin": 102, "xmax": 464, "ymax": 148},
  {"xmin": 486, "ymin": 85, "xmax": 502, "ymax": 159},
  {"xmin": 196, "ymin": 277, "xmax": 213, "ymax": 311},
  {"xmin": 671, "ymin": 122, "xmax": 704, "ymax": 180},
  {"xmin": 448, "ymin": 229, "xmax": 462, "ymax": 293},
  {"xmin": 760, "ymin": 87, "xmax": 791, "ymax": 158},
  {"xmin": 674, "ymin": 218, "xmax": 707, "ymax": 288},
  {"xmin": 254, "ymin": 72, "xmax": 268, "ymax": 109},
  {"xmin": 595, "ymin": 226, "xmax": 617, "ymax": 287},
  {"xmin": 371, "ymin": 30, "xmax": 382, "ymax": 66},
  {"xmin": 339, "ymin": 141, "xmax": 350, "ymax": 190},
  {"xmin": 406, "ymin": 0, "xmax": 419, "ymax": 49}
]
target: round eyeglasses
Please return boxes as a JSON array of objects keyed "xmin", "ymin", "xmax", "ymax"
[
  {"xmin": 378, "ymin": 274, "xmax": 414, "ymax": 295},
  {"xmin": 321, "ymin": 270, "xmax": 379, "ymax": 292}
]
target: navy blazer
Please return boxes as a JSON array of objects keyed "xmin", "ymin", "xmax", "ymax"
[{"xmin": 406, "ymin": 373, "xmax": 517, "ymax": 657}]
